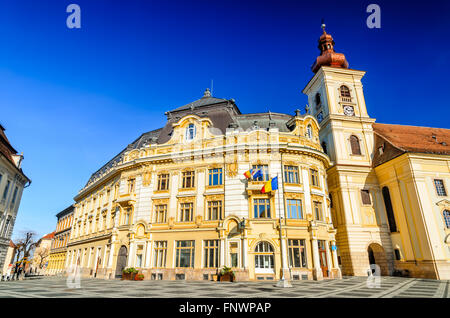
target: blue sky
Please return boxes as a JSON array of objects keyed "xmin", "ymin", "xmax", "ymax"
[{"xmin": 1, "ymin": 0, "xmax": 449, "ymax": 239}]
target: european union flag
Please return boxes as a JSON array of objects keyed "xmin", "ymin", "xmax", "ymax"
[{"xmin": 252, "ymin": 169, "xmax": 263, "ymax": 180}]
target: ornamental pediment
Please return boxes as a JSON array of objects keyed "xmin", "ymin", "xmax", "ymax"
[{"xmin": 436, "ymin": 199, "xmax": 450, "ymax": 207}]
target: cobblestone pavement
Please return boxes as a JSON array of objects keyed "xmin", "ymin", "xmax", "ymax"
[{"xmin": 0, "ymin": 276, "xmax": 448, "ymax": 298}]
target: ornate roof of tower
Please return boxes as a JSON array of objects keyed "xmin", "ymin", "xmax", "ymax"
[{"xmin": 311, "ymin": 24, "xmax": 349, "ymax": 73}]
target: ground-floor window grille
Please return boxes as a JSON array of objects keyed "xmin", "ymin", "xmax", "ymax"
[{"xmin": 175, "ymin": 240, "xmax": 195, "ymax": 267}]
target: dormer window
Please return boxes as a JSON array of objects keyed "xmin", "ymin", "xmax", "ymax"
[
  {"xmin": 186, "ymin": 124, "xmax": 196, "ymax": 141},
  {"xmin": 306, "ymin": 125, "xmax": 313, "ymax": 139}
]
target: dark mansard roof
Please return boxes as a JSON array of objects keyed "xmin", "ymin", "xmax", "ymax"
[{"xmin": 84, "ymin": 90, "xmax": 296, "ymax": 187}]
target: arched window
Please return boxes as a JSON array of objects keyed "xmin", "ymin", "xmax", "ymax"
[
  {"xmin": 382, "ymin": 186, "xmax": 397, "ymax": 232},
  {"xmin": 306, "ymin": 125, "xmax": 313, "ymax": 139},
  {"xmin": 339, "ymin": 85, "xmax": 351, "ymax": 98},
  {"xmin": 350, "ymin": 135, "xmax": 361, "ymax": 155},
  {"xmin": 254, "ymin": 242, "xmax": 274, "ymax": 271},
  {"xmin": 443, "ymin": 210, "xmax": 450, "ymax": 229},
  {"xmin": 186, "ymin": 124, "xmax": 196, "ymax": 141}
]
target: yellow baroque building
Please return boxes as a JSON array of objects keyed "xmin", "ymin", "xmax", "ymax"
[
  {"xmin": 65, "ymin": 26, "xmax": 450, "ymax": 281},
  {"xmin": 47, "ymin": 205, "xmax": 74, "ymax": 275}
]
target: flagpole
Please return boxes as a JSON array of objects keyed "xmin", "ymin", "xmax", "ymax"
[
  {"xmin": 276, "ymin": 171, "xmax": 292, "ymax": 288},
  {"xmin": 277, "ymin": 172, "xmax": 284, "ymax": 282}
]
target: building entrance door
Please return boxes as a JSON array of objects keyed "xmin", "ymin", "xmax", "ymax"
[{"xmin": 115, "ymin": 246, "xmax": 128, "ymax": 278}]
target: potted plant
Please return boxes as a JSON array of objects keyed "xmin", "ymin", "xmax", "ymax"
[
  {"xmin": 134, "ymin": 273, "xmax": 144, "ymax": 281},
  {"xmin": 122, "ymin": 267, "xmax": 138, "ymax": 280},
  {"xmin": 219, "ymin": 266, "xmax": 235, "ymax": 282}
]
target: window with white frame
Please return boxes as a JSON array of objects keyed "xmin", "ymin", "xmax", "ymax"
[
  {"xmin": 434, "ymin": 179, "xmax": 447, "ymax": 196},
  {"xmin": 203, "ymin": 240, "xmax": 219, "ymax": 268},
  {"xmin": 254, "ymin": 242, "xmax": 274, "ymax": 270},
  {"xmin": 288, "ymin": 239, "xmax": 307, "ymax": 268},
  {"xmin": 153, "ymin": 241, "xmax": 167, "ymax": 268},
  {"xmin": 443, "ymin": 210, "xmax": 450, "ymax": 229},
  {"xmin": 186, "ymin": 124, "xmax": 196, "ymax": 141},
  {"xmin": 286, "ymin": 199, "xmax": 303, "ymax": 219}
]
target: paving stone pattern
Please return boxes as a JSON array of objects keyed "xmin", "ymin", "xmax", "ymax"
[{"xmin": 0, "ymin": 276, "xmax": 448, "ymax": 298}]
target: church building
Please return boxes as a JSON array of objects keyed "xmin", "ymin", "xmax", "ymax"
[{"xmin": 66, "ymin": 26, "xmax": 450, "ymax": 281}]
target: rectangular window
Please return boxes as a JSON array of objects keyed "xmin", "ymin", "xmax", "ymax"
[
  {"xmin": 434, "ymin": 179, "xmax": 447, "ymax": 196},
  {"xmin": 284, "ymin": 166, "xmax": 300, "ymax": 184},
  {"xmin": 123, "ymin": 208, "xmax": 131, "ymax": 225},
  {"xmin": 208, "ymin": 168, "xmax": 223, "ymax": 186},
  {"xmin": 153, "ymin": 241, "xmax": 167, "ymax": 268},
  {"xmin": 203, "ymin": 240, "xmax": 219, "ymax": 268},
  {"xmin": 313, "ymin": 201, "xmax": 323, "ymax": 221},
  {"xmin": 2, "ymin": 180, "xmax": 10, "ymax": 200},
  {"xmin": 136, "ymin": 254, "xmax": 142, "ymax": 268},
  {"xmin": 361, "ymin": 189, "xmax": 371, "ymax": 205},
  {"xmin": 253, "ymin": 199, "xmax": 271, "ymax": 218},
  {"xmin": 157, "ymin": 174, "xmax": 169, "ymax": 191},
  {"xmin": 11, "ymin": 187, "xmax": 18, "ymax": 204},
  {"xmin": 182, "ymin": 171, "xmax": 195, "ymax": 188},
  {"xmin": 252, "ymin": 164, "xmax": 269, "ymax": 181},
  {"xmin": 288, "ymin": 239, "xmax": 307, "ymax": 268},
  {"xmin": 127, "ymin": 179, "xmax": 135, "ymax": 194},
  {"xmin": 207, "ymin": 201, "xmax": 222, "ymax": 220},
  {"xmin": 286, "ymin": 199, "xmax": 303, "ymax": 219},
  {"xmin": 154, "ymin": 204, "xmax": 167, "ymax": 223},
  {"xmin": 310, "ymin": 169, "xmax": 319, "ymax": 187},
  {"xmin": 179, "ymin": 202, "xmax": 193, "ymax": 222},
  {"xmin": 175, "ymin": 240, "xmax": 195, "ymax": 268}
]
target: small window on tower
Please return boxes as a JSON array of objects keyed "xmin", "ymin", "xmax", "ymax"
[
  {"xmin": 315, "ymin": 93, "xmax": 321, "ymax": 109},
  {"xmin": 350, "ymin": 135, "xmax": 361, "ymax": 155},
  {"xmin": 361, "ymin": 189, "xmax": 371, "ymax": 205},
  {"xmin": 339, "ymin": 85, "xmax": 351, "ymax": 97}
]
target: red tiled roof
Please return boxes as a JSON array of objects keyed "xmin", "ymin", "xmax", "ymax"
[
  {"xmin": 0, "ymin": 124, "xmax": 17, "ymax": 165},
  {"xmin": 9, "ymin": 240, "xmax": 16, "ymax": 248},
  {"xmin": 373, "ymin": 123, "xmax": 450, "ymax": 155},
  {"xmin": 41, "ymin": 231, "xmax": 56, "ymax": 240}
]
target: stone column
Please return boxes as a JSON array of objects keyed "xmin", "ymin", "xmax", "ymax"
[
  {"xmin": 224, "ymin": 237, "xmax": 229, "ymax": 267},
  {"xmin": 127, "ymin": 241, "xmax": 135, "ymax": 267},
  {"xmin": 144, "ymin": 240, "xmax": 152, "ymax": 268},
  {"xmin": 280, "ymin": 231, "xmax": 290, "ymax": 280},
  {"xmin": 108, "ymin": 244, "xmax": 114, "ymax": 268},
  {"xmin": 330, "ymin": 240, "xmax": 342, "ymax": 278},
  {"xmin": 220, "ymin": 238, "xmax": 225, "ymax": 267},
  {"xmin": 242, "ymin": 237, "xmax": 248, "ymax": 269},
  {"xmin": 311, "ymin": 238, "xmax": 323, "ymax": 281}
]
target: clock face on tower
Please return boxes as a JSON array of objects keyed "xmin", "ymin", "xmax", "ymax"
[{"xmin": 343, "ymin": 105, "xmax": 355, "ymax": 116}]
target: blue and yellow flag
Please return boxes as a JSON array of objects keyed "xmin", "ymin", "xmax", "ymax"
[{"xmin": 261, "ymin": 176, "xmax": 278, "ymax": 193}]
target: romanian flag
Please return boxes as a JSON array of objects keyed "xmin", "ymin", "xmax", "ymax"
[
  {"xmin": 243, "ymin": 169, "xmax": 254, "ymax": 179},
  {"xmin": 243, "ymin": 169, "xmax": 263, "ymax": 180},
  {"xmin": 261, "ymin": 176, "xmax": 279, "ymax": 193}
]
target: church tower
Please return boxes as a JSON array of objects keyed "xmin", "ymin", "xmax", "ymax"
[{"xmin": 303, "ymin": 25, "xmax": 394, "ymax": 276}]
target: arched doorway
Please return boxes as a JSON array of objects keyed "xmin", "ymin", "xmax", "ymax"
[
  {"xmin": 115, "ymin": 245, "xmax": 128, "ymax": 278},
  {"xmin": 367, "ymin": 243, "xmax": 389, "ymax": 276},
  {"xmin": 254, "ymin": 241, "xmax": 275, "ymax": 276}
]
